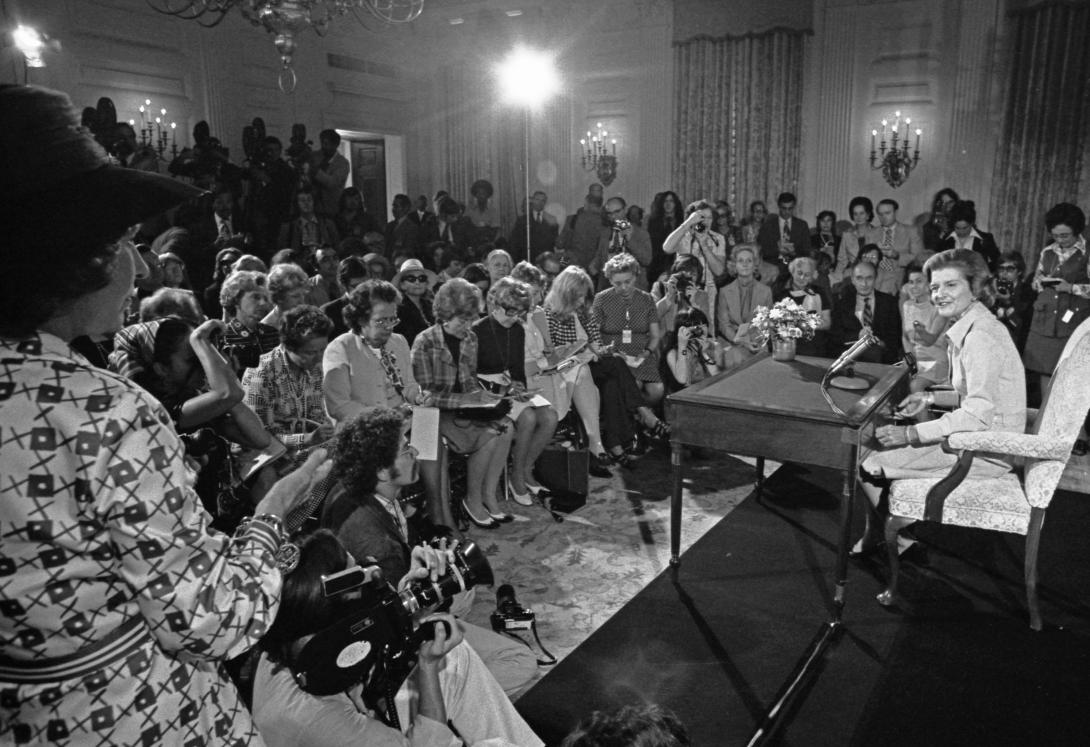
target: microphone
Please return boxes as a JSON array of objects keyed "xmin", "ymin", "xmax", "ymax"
[{"xmin": 821, "ymin": 329, "xmax": 881, "ymax": 416}]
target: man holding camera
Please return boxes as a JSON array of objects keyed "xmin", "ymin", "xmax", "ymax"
[{"xmin": 320, "ymin": 408, "xmax": 539, "ymax": 697}]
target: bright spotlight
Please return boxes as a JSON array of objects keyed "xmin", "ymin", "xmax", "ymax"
[
  {"xmin": 13, "ymin": 25, "xmax": 46, "ymax": 68},
  {"xmin": 496, "ymin": 46, "xmax": 559, "ymax": 108}
]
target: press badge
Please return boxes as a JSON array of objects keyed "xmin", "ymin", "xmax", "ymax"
[
  {"xmin": 622, "ymin": 329, "xmax": 633, "ymax": 344},
  {"xmin": 1062, "ymin": 309, "xmax": 1075, "ymax": 323}
]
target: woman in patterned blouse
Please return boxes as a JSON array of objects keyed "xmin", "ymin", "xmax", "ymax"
[{"xmin": 0, "ymin": 84, "xmax": 328, "ymax": 745}]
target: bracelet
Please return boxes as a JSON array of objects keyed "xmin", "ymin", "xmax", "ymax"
[
  {"xmin": 924, "ymin": 392, "xmax": 935, "ymax": 407},
  {"xmin": 242, "ymin": 513, "xmax": 285, "ymax": 557}
]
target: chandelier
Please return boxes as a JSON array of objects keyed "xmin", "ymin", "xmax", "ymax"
[
  {"xmin": 147, "ymin": 1, "xmax": 425, "ymax": 91},
  {"xmin": 579, "ymin": 122, "xmax": 618, "ymax": 186},
  {"xmin": 869, "ymin": 110, "xmax": 922, "ymax": 188}
]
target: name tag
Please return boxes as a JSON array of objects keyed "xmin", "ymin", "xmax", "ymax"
[
  {"xmin": 622, "ymin": 329, "xmax": 633, "ymax": 344},
  {"xmin": 1062, "ymin": 309, "xmax": 1075, "ymax": 323}
]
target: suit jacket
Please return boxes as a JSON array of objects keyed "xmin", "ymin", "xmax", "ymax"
[
  {"xmin": 420, "ymin": 214, "xmax": 474, "ymax": 254},
  {"xmin": 828, "ymin": 288, "xmax": 902, "ymax": 363},
  {"xmin": 757, "ymin": 215, "xmax": 811, "ymax": 264},
  {"xmin": 320, "ymin": 485, "xmax": 416, "ymax": 584},
  {"xmin": 716, "ymin": 279, "xmax": 773, "ymax": 344},
  {"xmin": 385, "ymin": 216, "xmax": 421, "ymax": 256},
  {"xmin": 278, "ymin": 216, "xmax": 338, "ymax": 251},
  {"xmin": 874, "ymin": 221, "xmax": 924, "ymax": 268},
  {"xmin": 941, "ymin": 231, "xmax": 1000, "ymax": 273},
  {"xmin": 508, "ymin": 211, "xmax": 559, "ymax": 258}
]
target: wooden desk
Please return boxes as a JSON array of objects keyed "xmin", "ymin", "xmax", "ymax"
[{"xmin": 667, "ymin": 352, "xmax": 908, "ymax": 743}]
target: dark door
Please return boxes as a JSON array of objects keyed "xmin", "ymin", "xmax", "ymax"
[{"xmin": 351, "ymin": 139, "xmax": 386, "ymax": 222}]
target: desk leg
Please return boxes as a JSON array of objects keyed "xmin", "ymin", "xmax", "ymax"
[
  {"xmin": 833, "ymin": 445, "xmax": 858, "ymax": 620},
  {"xmin": 755, "ymin": 456, "xmax": 765, "ymax": 497},
  {"xmin": 670, "ymin": 441, "xmax": 683, "ymax": 566}
]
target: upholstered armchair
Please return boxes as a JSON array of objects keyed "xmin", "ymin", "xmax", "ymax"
[{"xmin": 877, "ymin": 327, "xmax": 1090, "ymax": 630}]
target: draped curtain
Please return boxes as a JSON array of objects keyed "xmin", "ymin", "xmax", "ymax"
[
  {"xmin": 991, "ymin": 1, "xmax": 1090, "ymax": 266},
  {"xmin": 673, "ymin": 29, "xmax": 808, "ymax": 211}
]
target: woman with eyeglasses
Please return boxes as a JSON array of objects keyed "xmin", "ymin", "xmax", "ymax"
[
  {"xmin": 474, "ymin": 277, "xmax": 558, "ymax": 506},
  {"xmin": 1023, "ymin": 202, "xmax": 1090, "ymax": 404},
  {"xmin": 392, "ymin": 258, "xmax": 437, "ymax": 347},
  {"xmin": 991, "ymin": 251, "xmax": 1035, "ymax": 354}
]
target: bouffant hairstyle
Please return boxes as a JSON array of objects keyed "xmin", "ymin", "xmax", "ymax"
[
  {"xmin": 268, "ymin": 263, "xmax": 309, "ymax": 305},
  {"xmin": 220, "ymin": 270, "xmax": 269, "ymax": 315},
  {"xmin": 232, "ymin": 254, "xmax": 268, "ymax": 274},
  {"xmin": 487, "ymin": 276, "xmax": 532, "ymax": 313},
  {"xmin": 279, "ymin": 305, "xmax": 333, "ymax": 350},
  {"xmin": 848, "ymin": 196, "xmax": 875, "ymax": 222},
  {"xmin": 433, "ymin": 277, "xmax": 483, "ymax": 322},
  {"xmin": 544, "ymin": 265, "xmax": 593, "ymax": 316},
  {"xmin": 337, "ymin": 256, "xmax": 368, "ymax": 289},
  {"xmin": 139, "ymin": 288, "xmax": 204, "ymax": 325},
  {"xmin": 816, "ymin": 210, "xmax": 837, "ymax": 227},
  {"xmin": 560, "ymin": 704, "xmax": 691, "ymax": 747},
  {"xmin": 1044, "ymin": 202, "xmax": 1086, "ymax": 235},
  {"xmin": 947, "ymin": 200, "xmax": 977, "ymax": 227},
  {"xmin": 511, "ymin": 260, "xmax": 545, "ymax": 289},
  {"xmin": 924, "ymin": 248, "xmax": 992, "ymax": 299},
  {"xmin": 260, "ymin": 529, "xmax": 353, "ymax": 664},
  {"xmin": 788, "ymin": 255, "xmax": 816, "ymax": 274},
  {"xmin": 602, "ymin": 252, "xmax": 641, "ymax": 279},
  {"xmin": 343, "ymin": 280, "xmax": 400, "ymax": 333},
  {"xmin": 331, "ymin": 407, "xmax": 405, "ymax": 498},
  {"xmin": 730, "ymin": 243, "xmax": 758, "ymax": 263}
]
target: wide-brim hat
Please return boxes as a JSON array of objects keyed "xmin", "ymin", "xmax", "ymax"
[
  {"xmin": 392, "ymin": 258, "xmax": 438, "ymax": 286},
  {"xmin": 2, "ymin": 85, "xmax": 203, "ymax": 245}
]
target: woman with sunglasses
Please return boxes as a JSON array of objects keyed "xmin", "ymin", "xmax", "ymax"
[
  {"xmin": 392, "ymin": 258, "xmax": 437, "ymax": 347},
  {"xmin": 474, "ymin": 277, "xmax": 559, "ymax": 506}
]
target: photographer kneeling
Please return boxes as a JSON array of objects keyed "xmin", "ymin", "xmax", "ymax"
[{"xmin": 252, "ymin": 530, "xmax": 543, "ymax": 746}]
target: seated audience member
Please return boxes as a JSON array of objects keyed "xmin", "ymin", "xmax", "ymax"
[
  {"xmin": 561, "ymin": 704, "xmax": 691, "ymax": 747},
  {"xmin": 220, "ymin": 269, "xmax": 280, "ymax": 372},
  {"xmin": 252, "ymin": 529, "xmax": 542, "ymax": 746},
  {"xmin": 243, "ymin": 305, "xmax": 334, "ymax": 494},
  {"xmin": 231, "ymin": 253, "xmax": 268, "ymax": 274},
  {"xmin": 771, "ymin": 256, "xmax": 832, "ymax": 356},
  {"xmin": 152, "ymin": 226, "xmax": 197, "ymax": 289},
  {"xmin": 485, "ymin": 248, "xmax": 514, "ymax": 286},
  {"xmin": 542, "ymin": 266, "xmax": 615, "ymax": 472},
  {"xmin": 434, "ymin": 243, "xmax": 467, "ymax": 286},
  {"xmin": 138, "ymin": 286, "xmax": 204, "ymax": 325},
  {"xmin": 425, "ymin": 196, "xmax": 474, "ymax": 256},
  {"xmin": 361, "ymin": 250, "xmax": 392, "ymax": 280},
  {"xmin": 991, "ymin": 250, "xmax": 1035, "ymax": 353},
  {"xmin": 901, "ymin": 262, "xmax": 950, "ymax": 393},
  {"xmin": 665, "ymin": 307, "xmax": 720, "ymax": 388},
  {"xmin": 857, "ymin": 243, "xmax": 900, "ymax": 297},
  {"xmin": 534, "ymin": 250, "xmax": 563, "ymax": 288},
  {"xmin": 811, "ymin": 209, "xmax": 839, "ymax": 263},
  {"xmin": 833, "ymin": 196, "xmax": 877, "ymax": 284},
  {"xmin": 320, "ymin": 409, "xmax": 539, "ymax": 694},
  {"xmin": 262, "ymin": 262, "xmax": 311, "ymax": 328},
  {"xmin": 652, "ymin": 255, "xmax": 710, "ymax": 335},
  {"xmin": 203, "ymin": 245, "xmax": 243, "ymax": 318},
  {"xmin": 717, "ymin": 244, "xmax": 772, "ymax": 368},
  {"xmin": 333, "ymin": 185, "xmax": 380, "ymax": 241},
  {"xmin": 460, "ymin": 262, "xmax": 492, "ymax": 310},
  {"xmin": 829, "ymin": 259, "xmax": 902, "ymax": 364},
  {"xmin": 110, "ymin": 317, "xmax": 270, "ymax": 522},
  {"xmin": 269, "ymin": 247, "xmax": 313, "ymax": 274},
  {"xmin": 853, "ymin": 249, "xmax": 1024, "ymax": 559},
  {"xmin": 305, "ymin": 246, "xmax": 342, "ymax": 308},
  {"xmin": 475, "ymin": 277, "xmax": 559, "ymax": 506},
  {"xmin": 386, "ymin": 193, "xmax": 421, "ymax": 257},
  {"xmin": 941, "ymin": 200, "xmax": 1000, "ymax": 273},
  {"xmin": 739, "ymin": 199, "xmax": 767, "ymax": 245},
  {"xmin": 392, "ymin": 258, "xmax": 437, "ymax": 346},
  {"xmin": 321, "ymin": 256, "xmax": 368, "ymax": 338},
  {"xmin": 411, "ymin": 278, "xmax": 516, "ymax": 529},
  {"xmin": 158, "ymin": 251, "xmax": 191, "ymax": 290},
  {"xmin": 280, "ymin": 188, "xmax": 338, "ymax": 252},
  {"xmin": 757, "ymin": 192, "xmax": 811, "ymax": 275}
]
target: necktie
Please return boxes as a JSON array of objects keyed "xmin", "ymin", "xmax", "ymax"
[
  {"xmin": 882, "ymin": 226, "xmax": 893, "ymax": 249},
  {"xmin": 535, "ymin": 212, "xmax": 542, "ymax": 225},
  {"xmin": 782, "ymin": 221, "xmax": 790, "ymax": 242},
  {"xmin": 219, "ymin": 219, "xmax": 231, "ymax": 238},
  {"xmin": 862, "ymin": 297, "xmax": 873, "ymax": 328}
]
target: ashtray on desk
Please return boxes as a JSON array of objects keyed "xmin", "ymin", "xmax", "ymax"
[{"xmin": 828, "ymin": 375, "xmax": 871, "ymax": 391}]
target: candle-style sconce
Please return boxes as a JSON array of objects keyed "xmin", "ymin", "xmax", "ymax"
[
  {"xmin": 133, "ymin": 98, "xmax": 180, "ymax": 160},
  {"xmin": 579, "ymin": 121, "xmax": 618, "ymax": 186},
  {"xmin": 869, "ymin": 110, "xmax": 922, "ymax": 188}
]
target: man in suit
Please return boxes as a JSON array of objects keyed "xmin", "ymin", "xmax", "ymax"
[
  {"xmin": 319, "ymin": 407, "xmax": 538, "ymax": 697},
  {"xmin": 757, "ymin": 192, "xmax": 811, "ymax": 281},
  {"xmin": 557, "ymin": 192, "xmax": 605, "ymax": 277},
  {"xmin": 174, "ymin": 183, "xmax": 246, "ymax": 293},
  {"xmin": 508, "ymin": 190, "xmax": 559, "ymax": 261},
  {"xmin": 308, "ymin": 129, "xmax": 350, "ymax": 220},
  {"xmin": 875, "ymin": 198, "xmax": 924, "ymax": 270},
  {"xmin": 829, "ymin": 260, "xmax": 902, "ymax": 364},
  {"xmin": 422, "ymin": 196, "xmax": 474, "ymax": 257},
  {"xmin": 384, "ymin": 193, "xmax": 420, "ymax": 258}
]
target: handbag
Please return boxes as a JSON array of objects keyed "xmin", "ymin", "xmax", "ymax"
[{"xmin": 534, "ymin": 447, "xmax": 588, "ymax": 513}]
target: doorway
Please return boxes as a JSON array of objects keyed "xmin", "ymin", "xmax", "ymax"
[{"xmin": 350, "ymin": 139, "xmax": 386, "ymax": 223}]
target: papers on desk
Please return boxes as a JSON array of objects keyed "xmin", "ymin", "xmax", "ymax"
[{"xmin": 411, "ymin": 406, "xmax": 440, "ymax": 461}]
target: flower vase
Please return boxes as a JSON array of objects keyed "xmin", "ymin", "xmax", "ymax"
[{"xmin": 771, "ymin": 338, "xmax": 797, "ymax": 362}]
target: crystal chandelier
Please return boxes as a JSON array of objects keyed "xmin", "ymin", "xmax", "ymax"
[{"xmin": 147, "ymin": 1, "xmax": 425, "ymax": 91}]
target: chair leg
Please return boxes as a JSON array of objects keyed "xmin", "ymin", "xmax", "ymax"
[
  {"xmin": 877, "ymin": 515, "xmax": 914, "ymax": 606},
  {"xmin": 1025, "ymin": 508, "xmax": 1047, "ymax": 631}
]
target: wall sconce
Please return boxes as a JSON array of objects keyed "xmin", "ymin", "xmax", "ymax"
[
  {"xmin": 579, "ymin": 122, "xmax": 618, "ymax": 186},
  {"xmin": 870, "ymin": 111, "xmax": 921, "ymax": 188}
]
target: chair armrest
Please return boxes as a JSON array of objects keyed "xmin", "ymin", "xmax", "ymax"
[{"xmin": 946, "ymin": 430, "xmax": 1069, "ymax": 460}]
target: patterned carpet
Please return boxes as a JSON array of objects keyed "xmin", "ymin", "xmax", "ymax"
[{"xmin": 461, "ymin": 446, "xmax": 767, "ymax": 693}]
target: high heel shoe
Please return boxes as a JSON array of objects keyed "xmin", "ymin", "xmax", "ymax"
[
  {"xmin": 461, "ymin": 500, "xmax": 497, "ymax": 529},
  {"xmin": 507, "ymin": 480, "xmax": 534, "ymax": 507},
  {"xmin": 488, "ymin": 510, "xmax": 514, "ymax": 523},
  {"xmin": 848, "ymin": 537, "xmax": 883, "ymax": 559},
  {"xmin": 524, "ymin": 481, "xmax": 547, "ymax": 497},
  {"xmin": 590, "ymin": 453, "xmax": 613, "ymax": 478}
]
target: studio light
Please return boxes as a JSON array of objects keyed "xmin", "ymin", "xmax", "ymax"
[
  {"xmin": 496, "ymin": 46, "xmax": 559, "ymax": 109},
  {"xmin": 13, "ymin": 25, "xmax": 46, "ymax": 68}
]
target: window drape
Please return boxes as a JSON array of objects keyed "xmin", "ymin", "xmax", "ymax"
[
  {"xmin": 991, "ymin": 1, "xmax": 1090, "ymax": 266},
  {"xmin": 672, "ymin": 29, "xmax": 809, "ymax": 212}
]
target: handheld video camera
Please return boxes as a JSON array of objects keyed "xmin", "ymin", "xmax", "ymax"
[{"xmin": 290, "ymin": 540, "xmax": 493, "ymax": 697}]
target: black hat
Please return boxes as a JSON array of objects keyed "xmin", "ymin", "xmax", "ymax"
[{"xmin": 1, "ymin": 85, "xmax": 203, "ymax": 244}]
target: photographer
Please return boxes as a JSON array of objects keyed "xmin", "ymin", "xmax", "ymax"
[
  {"xmin": 320, "ymin": 408, "xmax": 539, "ymax": 696},
  {"xmin": 252, "ymin": 530, "xmax": 543, "ymax": 746},
  {"xmin": 990, "ymin": 250, "xmax": 1035, "ymax": 354}
]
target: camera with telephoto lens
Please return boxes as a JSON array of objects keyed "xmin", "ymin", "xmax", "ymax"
[
  {"xmin": 996, "ymin": 278, "xmax": 1014, "ymax": 297},
  {"xmin": 290, "ymin": 539, "xmax": 493, "ymax": 698},
  {"xmin": 490, "ymin": 584, "xmax": 536, "ymax": 632}
]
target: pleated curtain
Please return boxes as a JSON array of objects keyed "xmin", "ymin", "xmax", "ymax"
[
  {"xmin": 991, "ymin": 1, "xmax": 1090, "ymax": 266},
  {"xmin": 673, "ymin": 29, "xmax": 809, "ymax": 211}
]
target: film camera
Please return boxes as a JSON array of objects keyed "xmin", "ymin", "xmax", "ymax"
[
  {"xmin": 996, "ymin": 278, "xmax": 1015, "ymax": 297},
  {"xmin": 290, "ymin": 540, "xmax": 493, "ymax": 697},
  {"xmin": 490, "ymin": 584, "xmax": 536, "ymax": 633}
]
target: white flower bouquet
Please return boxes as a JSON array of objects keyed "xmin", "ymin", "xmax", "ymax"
[{"xmin": 751, "ymin": 298, "xmax": 820, "ymax": 344}]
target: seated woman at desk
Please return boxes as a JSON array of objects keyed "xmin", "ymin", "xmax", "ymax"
[{"xmin": 851, "ymin": 249, "xmax": 1026, "ymax": 559}]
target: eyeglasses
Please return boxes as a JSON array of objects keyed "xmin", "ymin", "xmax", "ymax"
[
  {"xmin": 371, "ymin": 315, "xmax": 400, "ymax": 328},
  {"xmin": 997, "ymin": 265, "xmax": 1019, "ymax": 272},
  {"xmin": 402, "ymin": 274, "xmax": 429, "ymax": 283},
  {"xmin": 500, "ymin": 306, "xmax": 528, "ymax": 319}
]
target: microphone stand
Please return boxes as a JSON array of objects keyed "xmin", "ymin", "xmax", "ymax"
[{"xmin": 821, "ymin": 329, "xmax": 880, "ymax": 417}]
